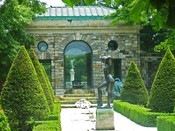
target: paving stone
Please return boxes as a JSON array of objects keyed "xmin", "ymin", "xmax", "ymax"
[{"xmin": 61, "ymin": 107, "xmax": 157, "ymax": 131}]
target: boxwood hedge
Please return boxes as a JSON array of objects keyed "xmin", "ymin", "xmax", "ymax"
[
  {"xmin": 157, "ymin": 116, "xmax": 175, "ymax": 131},
  {"xmin": 113, "ymin": 100, "xmax": 175, "ymax": 127}
]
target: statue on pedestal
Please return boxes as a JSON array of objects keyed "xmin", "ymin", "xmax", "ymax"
[
  {"xmin": 70, "ymin": 59, "xmax": 75, "ymax": 69},
  {"xmin": 70, "ymin": 59, "xmax": 75, "ymax": 85},
  {"xmin": 97, "ymin": 55, "xmax": 114, "ymax": 108}
]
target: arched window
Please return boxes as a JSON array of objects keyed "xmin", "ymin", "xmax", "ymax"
[{"xmin": 64, "ymin": 40, "xmax": 93, "ymax": 89}]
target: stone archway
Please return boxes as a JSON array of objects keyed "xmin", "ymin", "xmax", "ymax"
[{"xmin": 64, "ymin": 40, "xmax": 93, "ymax": 89}]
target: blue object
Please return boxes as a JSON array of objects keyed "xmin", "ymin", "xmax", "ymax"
[{"xmin": 112, "ymin": 78, "xmax": 123, "ymax": 99}]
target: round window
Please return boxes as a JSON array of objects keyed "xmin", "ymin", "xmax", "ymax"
[
  {"xmin": 108, "ymin": 40, "xmax": 118, "ymax": 51},
  {"xmin": 38, "ymin": 41, "xmax": 48, "ymax": 52}
]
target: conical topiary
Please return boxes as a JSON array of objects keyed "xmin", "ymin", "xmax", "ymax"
[
  {"xmin": 29, "ymin": 48, "xmax": 54, "ymax": 112},
  {"xmin": 1, "ymin": 46, "xmax": 50, "ymax": 130},
  {"xmin": 148, "ymin": 49, "xmax": 175, "ymax": 113},
  {"xmin": 120, "ymin": 61, "xmax": 149, "ymax": 106},
  {"xmin": 40, "ymin": 63, "xmax": 55, "ymax": 101}
]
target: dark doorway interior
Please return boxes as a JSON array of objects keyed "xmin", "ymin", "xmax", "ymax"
[
  {"xmin": 112, "ymin": 59, "xmax": 122, "ymax": 80},
  {"xmin": 39, "ymin": 59, "xmax": 51, "ymax": 81}
]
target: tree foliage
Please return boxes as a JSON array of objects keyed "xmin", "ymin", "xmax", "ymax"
[
  {"xmin": 148, "ymin": 49, "xmax": 175, "ymax": 113},
  {"xmin": 0, "ymin": 0, "xmax": 46, "ymax": 91},
  {"xmin": 140, "ymin": 25, "xmax": 171, "ymax": 52},
  {"xmin": 120, "ymin": 61, "xmax": 149, "ymax": 106},
  {"xmin": 61, "ymin": 0, "xmax": 175, "ymax": 51},
  {"xmin": 154, "ymin": 30, "xmax": 175, "ymax": 51},
  {"xmin": 29, "ymin": 48, "xmax": 54, "ymax": 113},
  {"xmin": 65, "ymin": 55, "xmax": 87, "ymax": 82},
  {"xmin": 1, "ymin": 46, "xmax": 49, "ymax": 130},
  {"xmin": 106, "ymin": 0, "xmax": 175, "ymax": 29},
  {"xmin": 62, "ymin": 0, "xmax": 175, "ymax": 50},
  {"xmin": 62, "ymin": 0, "xmax": 95, "ymax": 7}
]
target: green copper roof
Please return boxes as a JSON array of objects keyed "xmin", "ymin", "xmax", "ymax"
[{"xmin": 35, "ymin": 6, "xmax": 115, "ymax": 20}]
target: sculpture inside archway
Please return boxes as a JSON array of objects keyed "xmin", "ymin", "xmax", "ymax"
[{"xmin": 64, "ymin": 40, "xmax": 93, "ymax": 89}]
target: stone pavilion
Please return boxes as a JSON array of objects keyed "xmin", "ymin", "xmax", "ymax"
[{"xmin": 27, "ymin": 6, "xmax": 141, "ymax": 96}]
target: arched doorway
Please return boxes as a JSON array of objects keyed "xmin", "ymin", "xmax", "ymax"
[{"xmin": 64, "ymin": 40, "xmax": 93, "ymax": 89}]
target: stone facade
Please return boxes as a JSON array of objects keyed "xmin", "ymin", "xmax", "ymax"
[
  {"xmin": 140, "ymin": 53, "xmax": 163, "ymax": 91},
  {"xmin": 27, "ymin": 7, "xmax": 140, "ymax": 96}
]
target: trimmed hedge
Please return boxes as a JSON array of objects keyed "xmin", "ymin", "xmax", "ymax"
[
  {"xmin": 0, "ymin": 111, "xmax": 10, "ymax": 131},
  {"xmin": 113, "ymin": 100, "xmax": 175, "ymax": 127},
  {"xmin": 33, "ymin": 102, "xmax": 61, "ymax": 131},
  {"xmin": 157, "ymin": 116, "xmax": 175, "ymax": 131}
]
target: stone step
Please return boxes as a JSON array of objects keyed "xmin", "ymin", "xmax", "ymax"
[
  {"xmin": 60, "ymin": 96, "xmax": 107, "ymax": 104},
  {"xmin": 61, "ymin": 100, "xmax": 98, "ymax": 104},
  {"xmin": 62, "ymin": 96, "xmax": 97, "ymax": 101},
  {"xmin": 64, "ymin": 94, "xmax": 95, "ymax": 97},
  {"xmin": 60, "ymin": 97, "xmax": 98, "ymax": 104},
  {"xmin": 64, "ymin": 89, "xmax": 96, "ymax": 95},
  {"xmin": 61, "ymin": 104, "xmax": 97, "ymax": 108}
]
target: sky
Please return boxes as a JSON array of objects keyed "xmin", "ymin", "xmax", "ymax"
[{"xmin": 39, "ymin": 0, "xmax": 65, "ymax": 7}]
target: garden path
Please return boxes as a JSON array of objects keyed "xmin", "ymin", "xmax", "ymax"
[{"xmin": 61, "ymin": 107, "xmax": 157, "ymax": 131}]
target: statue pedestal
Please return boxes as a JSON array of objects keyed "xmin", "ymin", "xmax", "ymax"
[
  {"xmin": 96, "ymin": 108, "xmax": 114, "ymax": 130},
  {"xmin": 70, "ymin": 68, "xmax": 75, "ymax": 85}
]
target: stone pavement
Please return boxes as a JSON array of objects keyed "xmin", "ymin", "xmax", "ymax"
[{"xmin": 61, "ymin": 107, "xmax": 157, "ymax": 131}]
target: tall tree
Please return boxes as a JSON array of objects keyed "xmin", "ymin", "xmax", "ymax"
[
  {"xmin": 154, "ymin": 30, "xmax": 175, "ymax": 51},
  {"xmin": 62, "ymin": 0, "xmax": 95, "ymax": 6},
  {"xmin": 1, "ymin": 46, "xmax": 49, "ymax": 131},
  {"xmin": 140, "ymin": 24, "xmax": 170, "ymax": 52},
  {"xmin": 0, "ymin": 0, "xmax": 46, "ymax": 91},
  {"xmin": 69, "ymin": 0, "xmax": 175, "ymax": 29}
]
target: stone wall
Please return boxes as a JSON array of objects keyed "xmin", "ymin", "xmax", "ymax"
[
  {"xmin": 140, "ymin": 53, "xmax": 163, "ymax": 91},
  {"xmin": 28, "ymin": 19, "xmax": 140, "ymax": 96}
]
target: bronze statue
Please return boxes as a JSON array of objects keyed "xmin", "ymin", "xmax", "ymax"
[{"xmin": 97, "ymin": 55, "xmax": 115, "ymax": 108}]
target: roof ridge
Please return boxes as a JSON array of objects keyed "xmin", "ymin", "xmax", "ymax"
[
  {"xmin": 37, "ymin": 5, "xmax": 115, "ymax": 20},
  {"xmin": 48, "ymin": 5, "xmax": 114, "ymax": 9}
]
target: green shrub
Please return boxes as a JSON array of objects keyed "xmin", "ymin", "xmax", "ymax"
[
  {"xmin": 1, "ymin": 46, "xmax": 50, "ymax": 130},
  {"xmin": 40, "ymin": 64, "xmax": 55, "ymax": 101},
  {"xmin": 120, "ymin": 61, "xmax": 148, "ymax": 106},
  {"xmin": 33, "ymin": 102, "xmax": 61, "ymax": 131},
  {"xmin": 148, "ymin": 49, "xmax": 175, "ymax": 113},
  {"xmin": 0, "ymin": 111, "xmax": 11, "ymax": 131},
  {"xmin": 157, "ymin": 116, "xmax": 175, "ymax": 131},
  {"xmin": 29, "ymin": 48, "xmax": 54, "ymax": 112},
  {"xmin": 113, "ymin": 100, "xmax": 175, "ymax": 127}
]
